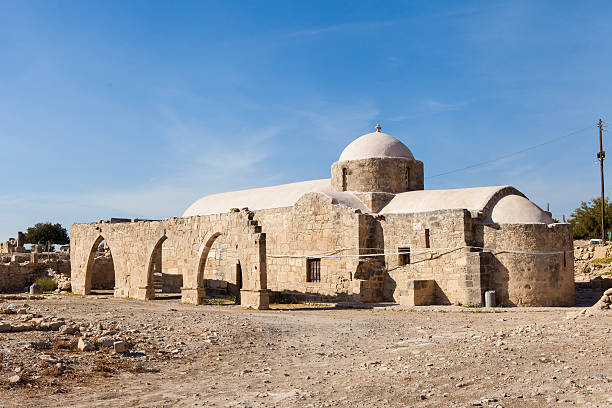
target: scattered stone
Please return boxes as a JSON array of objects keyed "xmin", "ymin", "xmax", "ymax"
[
  {"xmin": 8, "ymin": 375, "xmax": 22, "ymax": 384},
  {"xmin": 113, "ymin": 341, "xmax": 128, "ymax": 353},
  {"xmin": 59, "ymin": 325, "xmax": 78, "ymax": 335},
  {"xmin": 98, "ymin": 336, "xmax": 115, "ymax": 348},
  {"xmin": 77, "ymin": 337, "xmax": 95, "ymax": 352}
]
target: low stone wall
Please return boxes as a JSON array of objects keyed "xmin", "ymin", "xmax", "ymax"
[{"xmin": 0, "ymin": 253, "xmax": 71, "ymax": 292}]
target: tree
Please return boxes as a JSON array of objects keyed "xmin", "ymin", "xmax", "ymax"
[
  {"xmin": 24, "ymin": 222, "xmax": 69, "ymax": 245},
  {"xmin": 567, "ymin": 197, "xmax": 612, "ymax": 239}
]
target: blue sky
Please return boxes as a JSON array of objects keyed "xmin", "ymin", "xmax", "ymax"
[{"xmin": 1, "ymin": 1, "xmax": 611, "ymax": 239}]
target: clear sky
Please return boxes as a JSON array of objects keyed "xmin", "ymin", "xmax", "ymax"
[{"xmin": 1, "ymin": 1, "xmax": 611, "ymax": 239}]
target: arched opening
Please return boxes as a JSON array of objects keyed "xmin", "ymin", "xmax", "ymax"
[
  {"xmin": 197, "ymin": 232, "xmax": 240, "ymax": 303},
  {"xmin": 146, "ymin": 235, "xmax": 174, "ymax": 300},
  {"xmin": 85, "ymin": 236, "xmax": 116, "ymax": 295},
  {"xmin": 342, "ymin": 168, "xmax": 348, "ymax": 191},
  {"xmin": 234, "ymin": 262, "xmax": 243, "ymax": 305}
]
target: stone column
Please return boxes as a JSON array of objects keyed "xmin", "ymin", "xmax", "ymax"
[{"xmin": 240, "ymin": 233, "xmax": 269, "ymax": 310}]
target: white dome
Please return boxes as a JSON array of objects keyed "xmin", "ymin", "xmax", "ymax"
[
  {"xmin": 339, "ymin": 127, "xmax": 414, "ymax": 161},
  {"xmin": 489, "ymin": 195, "xmax": 553, "ymax": 224}
]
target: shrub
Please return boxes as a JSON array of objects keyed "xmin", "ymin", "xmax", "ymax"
[
  {"xmin": 591, "ymin": 257, "xmax": 612, "ymax": 264},
  {"xmin": 35, "ymin": 277, "xmax": 57, "ymax": 292}
]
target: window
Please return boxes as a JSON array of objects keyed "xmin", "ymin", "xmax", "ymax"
[
  {"xmin": 405, "ymin": 167, "xmax": 410, "ymax": 190},
  {"xmin": 342, "ymin": 168, "xmax": 348, "ymax": 191},
  {"xmin": 307, "ymin": 258, "xmax": 321, "ymax": 282},
  {"xmin": 425, "ymin": 229, "xmax": 430, "ymax": 248},
  {"xmin": 563, "ymin": 252, "xmax": 566, "ymax": 268},
  {"xmin": 398, "ymin": 247, "xmax": 410, "ymax": 266}
]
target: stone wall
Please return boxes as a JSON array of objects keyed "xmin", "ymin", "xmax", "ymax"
[
  {"xmin": 477, "ymin": 223, "xmax": 574, "ymax": 306},
  {"xmin": 331, "ymin": 157, "xmax": 424, "ymax": 193},
  {"xmin": 381, "ymin": 209, "xmax": 477, "ymax": 305},
  {"xmin": 253, "ymin": 193, "xmax": 363, "ymax": 301},
  {"xmin": 91, "ymin": 254, "xmax": 115, "ymax": 290}
]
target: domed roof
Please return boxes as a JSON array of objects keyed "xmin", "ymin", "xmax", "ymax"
[
  {"xmin": 489, "ymin": 195, "xmax": 553, "ymax": 224},
  {"xmin": 338, "ymin": 124, "xmax": 415, "ymax": 161}
]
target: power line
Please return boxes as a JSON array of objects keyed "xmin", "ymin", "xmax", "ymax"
[{"xmin": 426, "ymin": 126, "xmax": 593, "ymax": 179}]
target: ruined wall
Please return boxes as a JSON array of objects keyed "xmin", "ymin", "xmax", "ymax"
[
  {"xmin": 0, "ymin": 253, "xmax": 72, "ymax": 292},
  {"xmin": 478, "ymin": 223, "xmax": 574, "ymax": 306},
  {"xmin": 331, "ymin": 158, "xmax": 424, "ymax": 193},
  {"xmin": 70, "ymin": 210, "xmax": 268, "ymax": 307},
  {"xmin": 381, "ymin": 210, "xmax": 477, "ymax": 305}
]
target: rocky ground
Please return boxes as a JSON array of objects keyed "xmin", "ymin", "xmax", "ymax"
[{"xmin": 0, "ymin": 294, "xmax": 610, "ymax": 407}]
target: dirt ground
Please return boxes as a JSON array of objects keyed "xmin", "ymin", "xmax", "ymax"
[{"xmin": 0, "ymin": 295, "xmax": 610, "ymax": 408}]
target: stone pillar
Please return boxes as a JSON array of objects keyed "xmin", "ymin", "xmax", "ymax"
[
  {"xmin": 181, "ymin": 287, "xmax": 206, "ymax": 305},
  {"xmin": 135, "ymin": 285, "xmax": 155, "ymax": 300},
  {"xmin": 458, "ymin": 250, "xmax": 483, "ymax": 306},
  {"xmin": 240, "ymin": 232, "xmax": 269, "ymax": 310},
  {"xmin": 240, "ymin": 289, "xmax": 269, "ymax": 309}
]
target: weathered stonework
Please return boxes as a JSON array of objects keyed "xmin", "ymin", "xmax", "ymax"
[
  {"xmin": 331, "ymin": 158, "xmax": 424, "ymax": 194},
  {"xmin": 69, "ymin": 126, "xmax": 574, "ymax": 308}
]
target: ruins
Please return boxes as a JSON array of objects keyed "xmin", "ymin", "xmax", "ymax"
[
  {"xmin": 70, "ymin": 125, "xmax": 574, "ymax": 308},
  {"xmin": 0, "ymin": 232, "xmax": 26, "ymax": 254}
]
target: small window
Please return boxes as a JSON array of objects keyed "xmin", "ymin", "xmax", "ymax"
[
  {"xmin": 307, "ymin": 258, "xmax": 321, "ymax": 282},
  {"xmin": 563, "ymin": 252, "xmax": 566, "ymax": 268},
  {"xmin": 398, "ymin": 247, "xmax": 410, "ymax": 266},
  {"xmin": 425, "ymin": 229, "xmax": 430, "ymax": 248},
  {"xmin": 342, "ymin": 168, "xmax": 348, "ymax": 191}
]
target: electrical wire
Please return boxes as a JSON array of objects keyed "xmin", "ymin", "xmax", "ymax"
[
  {"xmin": 266, "ymin": 245, "xmax": 571, "ymax": 259},
  {"xmin": 426, "ymin": 126, "xmax": 593, "ymax": 179}
]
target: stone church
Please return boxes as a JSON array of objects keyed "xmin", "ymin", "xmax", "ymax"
[{"xmin": 71, "ymin": 125, "xmax": 574, "ymax": 309}]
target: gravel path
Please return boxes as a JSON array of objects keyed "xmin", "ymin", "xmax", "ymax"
[{"xmin": 1, "ymin": 295, "xmax": 610, "ymax": 407}]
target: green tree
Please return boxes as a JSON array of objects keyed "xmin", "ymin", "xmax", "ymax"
[
  {"xmin": 568, "ymin": 197, "xmax": 612, "ymax": 239},
  {"xmin": 24, "ymin": 222, "xmax": 69, "ymax": 245}
]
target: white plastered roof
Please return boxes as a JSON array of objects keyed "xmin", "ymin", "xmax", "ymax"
[
  {"xmin": 488, "ymin": 194, "xmax": 552, "ymax": 224},
  {"xmin": 182, "ymin": 179, "xmax": 369, "ymax": 217},
  {"xmin": 379, "ymin": 185, "xmax": 552, "ymax": 224},
  {"xmin": 338, "ymin": 131, "xmax": 415, "ymax": 161}
]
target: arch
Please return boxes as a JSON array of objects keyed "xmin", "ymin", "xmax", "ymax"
[
  {"xmin": 144, "ymin": 234, "xmax": 168, "ymax": 300},
  {"xmin": 84, "ymin": 235, "xmax": 117, "ymax": 295},
  {"xmin": 196, "ymin": 232, "xmax": 222, "ymax": 289}
]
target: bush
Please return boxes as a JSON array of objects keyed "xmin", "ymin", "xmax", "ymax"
[{"xmin": 35, "ymin": 277, "xmax": 57, "ymax": 292}]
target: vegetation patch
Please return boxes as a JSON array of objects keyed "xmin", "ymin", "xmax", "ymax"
[
  {"xmin": 35, "ymin": 277, "xmax": 57, "ymax": 292},
  {"xmin": 591, "ymin": 257, "xmax": 612, "ymax": 264}
]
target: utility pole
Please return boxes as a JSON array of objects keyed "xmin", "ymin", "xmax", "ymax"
[{"xmin": 597, "ymin": 119, "xmax": 606, "ymax": 243}]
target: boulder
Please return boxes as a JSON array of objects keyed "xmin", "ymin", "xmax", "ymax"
[
  {"xmin": 77, "ymin": 338, "xmax": 95, "ymax": 352},
  {"xmin": 113, "ymin": 341, "xmax": 128, "ymax": 353},
  {"xmin": 97, "ymin": 336, "xmax": 115, "ymax": 348},
  {"xmin": 8, "ymin": 375, "xmax": 22, "ymax": 384},
  {"xmin": 59, "ymin": 325, "xmax": 78, "ymax": 335}
]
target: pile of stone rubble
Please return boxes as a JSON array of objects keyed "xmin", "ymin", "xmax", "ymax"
[
  {"xmin": 0, "ymin": 303, "xmax": 129, "ymax": 353},
  {"xmin": 592, "ymin": 288, "xmax": 612, "ymax": 313}
]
